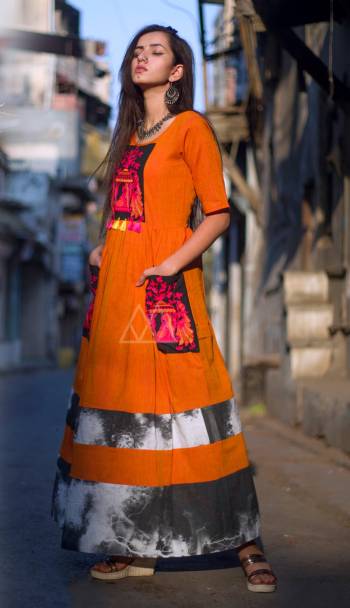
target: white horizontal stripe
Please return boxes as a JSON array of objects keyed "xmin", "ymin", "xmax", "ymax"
[{"xmin": 73, "ymin": 397, "xmax": 242, "ymax": 450}]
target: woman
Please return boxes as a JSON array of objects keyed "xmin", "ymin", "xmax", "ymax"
[{"xmin": 51, "ymin": 24, "xmax": 277, "ymax": 594}]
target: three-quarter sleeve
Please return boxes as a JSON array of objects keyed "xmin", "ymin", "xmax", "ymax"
[{"xmin": 183, "ymin": 113, "xmax": 230, "ymax": 215}]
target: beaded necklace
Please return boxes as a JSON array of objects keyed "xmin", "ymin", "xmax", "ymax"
[{"xmin": 136, "ymin": 112, "xmax": 173, "ymax": 141}]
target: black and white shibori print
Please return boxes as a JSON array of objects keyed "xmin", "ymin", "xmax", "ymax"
[{"xmin": 51, "ymin": 389, "xmax": 260, "ymax": 558}]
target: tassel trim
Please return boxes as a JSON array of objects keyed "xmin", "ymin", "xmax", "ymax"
[{"xmin": 107, "ymin": 217, "xmax": 142, "ymax": 233}]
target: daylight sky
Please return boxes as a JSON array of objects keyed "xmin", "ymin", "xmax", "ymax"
[{"xmin": 70, "ymin": 0, "xmax": 220, "ymax": 123}]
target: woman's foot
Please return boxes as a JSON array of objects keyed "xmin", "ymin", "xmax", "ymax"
[
  {"xmin": 237, "ymin": 542, "xmax": 277, "ymax": 592},
  {"xmin": 90, "ymin": 555, "xmax": 155, "ymax": 581},
  {"xmin": 91, "ymin": 555, "xmax": 134, "ymax": 574}
]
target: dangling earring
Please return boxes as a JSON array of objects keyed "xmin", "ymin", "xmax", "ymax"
[{"xmin": 165, "ymin": 80, "xmax": 180, "ymax": 105}]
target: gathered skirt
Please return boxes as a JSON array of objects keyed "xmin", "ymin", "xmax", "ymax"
[{"xmin": 50, "ymin": 223, "xmax": 261, "ymax": 558}]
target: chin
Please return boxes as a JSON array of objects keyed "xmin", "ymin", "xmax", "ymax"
[{"xmin": 133, "ymin": 76, "xmax": 149, "ymax": 84}]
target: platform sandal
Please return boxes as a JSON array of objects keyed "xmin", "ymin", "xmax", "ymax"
[
  {"xmin": 239, "ymin": 552, "xmax": 277, "ymax": 593},
  {"xmin": 90, "ymin": 556, "xmax": 155, "ymax": 582}
]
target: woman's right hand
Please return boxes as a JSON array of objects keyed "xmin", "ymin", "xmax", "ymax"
[{"xmin": 88, "ymin": 244, "xmax": 104, "ymax": 268}]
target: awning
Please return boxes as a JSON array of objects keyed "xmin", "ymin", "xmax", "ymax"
[
  {"xmin": 0, "ymin": 201, "xmax": 52, "ymax": 250},
  {"xmin": 252, "ymin": 0, "xmax": 348, "ymax": 28}
]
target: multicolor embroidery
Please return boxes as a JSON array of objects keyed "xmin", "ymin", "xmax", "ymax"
[
  {"xmin": 107, "ymin": 144, "xmax": 155, "ymax": 232},
  {"xmin": 106, "ymin": 217, "xmax": 142, "ymax": 233},
  {"xmin": 82, "ymin": 264, "xmax": 99, "ymax": 340},
  {"xmin": 145, "ymin": 273, "xmax": 199, "ymax": 353}
]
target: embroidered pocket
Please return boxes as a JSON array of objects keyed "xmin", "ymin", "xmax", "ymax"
[
  {"xmin": 82, "ymin": 264, "xmax": 99, "ymax": 340},
  {"xmin": 145, "ymin": 272, "xmax": 199, "ymax": 353}
]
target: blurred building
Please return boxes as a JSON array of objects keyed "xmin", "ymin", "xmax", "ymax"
[
  {"xmin": 198, "ymin": 0, "xmax": 350, "ymax": 452},
  {"xmin": 0, "ymin": 0, "xmax": 112, "ymax": 371},
  {"xmin": 198, "ymin": 0, "xmax": 264, "ymax": 389}
]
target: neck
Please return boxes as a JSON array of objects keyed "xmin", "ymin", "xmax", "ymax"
[{"xmin": 142, "ymin": 85, "xmax": 170, "ymax": 127}]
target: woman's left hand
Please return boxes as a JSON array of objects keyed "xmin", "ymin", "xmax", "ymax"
[{"xmin": 135, "ymin": 260, "xmax": 178, "ymax": 287}]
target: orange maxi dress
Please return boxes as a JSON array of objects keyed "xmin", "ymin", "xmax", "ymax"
[{"xmin": 51, "ymin": 110, "xmax": 260, "ymax": 558}]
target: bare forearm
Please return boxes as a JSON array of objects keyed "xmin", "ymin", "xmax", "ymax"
[
  {"xmin": 135, "ymin": 210, "xmax": 230, "ymax": 287},
  {"xmin": 165, "ymin": 210, "xmax": 231, "ymax": 274}
]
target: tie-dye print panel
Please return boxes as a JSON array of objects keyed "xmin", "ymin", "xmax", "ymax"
[{"xmin": 51, "ymin": 390, "xmax": 260, "ymax": 557}]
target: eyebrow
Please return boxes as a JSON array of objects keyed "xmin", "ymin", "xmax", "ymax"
[{"xmin": 134, "ymin": 43, "xmax": 167, "ymax": 50}]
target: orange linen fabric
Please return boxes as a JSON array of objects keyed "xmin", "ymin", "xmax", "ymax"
[
  {"xmin": 70, "ymin": 433, "xmax": 249, "ymax": 487},
  {"xmin": 73, "ymin": 110, "xmax": 234, "ymax": 415}
]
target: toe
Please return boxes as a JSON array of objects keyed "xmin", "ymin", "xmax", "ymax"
[
  {"xmin": 248, "ymin": 567, "xmax": 275, "ymax": 585},
  {"xmin": 250, "ymin": 572, "xmax": 275, "ymax": 585},
  {"xmin": 91, "ymin": 560, "xmax": 118, "ymax": 573}
]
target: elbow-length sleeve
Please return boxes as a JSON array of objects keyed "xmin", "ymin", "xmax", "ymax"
[{"xmin": 183, "ymin": 113, "xmax": 230, "ymax": 215}]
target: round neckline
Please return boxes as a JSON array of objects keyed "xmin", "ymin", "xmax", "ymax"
[{"xmin": 131, "ymin": 111, "xmax": 187, "ymax": 146}]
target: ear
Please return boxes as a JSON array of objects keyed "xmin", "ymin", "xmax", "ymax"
[{"xmin": 169, "ymin": 63, "xmax": 184, "ymax": 83}]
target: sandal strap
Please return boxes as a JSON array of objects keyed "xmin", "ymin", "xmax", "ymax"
[
  {"xmin": 105, "ymin": 557, "xmax": 134, "ymax": 571},
  {"xmin": 240, "ymin": 553, "xmax": 267, "ymax": 568},
  {"xmin": 247, "ymin": 568, "xmax": 277, "ymax": 583}
]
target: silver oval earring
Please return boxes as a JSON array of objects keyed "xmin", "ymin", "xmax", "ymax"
[{"xmin": 165, "ymin": 80, "xmax": 180, "ymax": 105}]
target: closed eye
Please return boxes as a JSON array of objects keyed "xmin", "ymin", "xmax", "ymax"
[{"xmin": 133, "ymin": 52, "xmax": 164, "ymax": 57}]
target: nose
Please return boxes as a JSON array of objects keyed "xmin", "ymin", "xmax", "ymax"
[{"xmin": 137, "ymin": 53, "xmax": 148, "ymax": 63}]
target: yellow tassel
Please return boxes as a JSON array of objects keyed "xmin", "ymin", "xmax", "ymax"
[
  {"xmin": 111, "ymin": 219, "xmax": 121, "ymax": 230},
  {"xmin": 110, "ymin": 218, "xmax": 140, "ymax": 232}
]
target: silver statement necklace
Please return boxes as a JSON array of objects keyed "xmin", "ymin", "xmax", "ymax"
[{"xmin": 136, "ymin": 112, "xmax": 173, "ymax": 141}]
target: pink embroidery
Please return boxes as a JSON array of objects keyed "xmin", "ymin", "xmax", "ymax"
[
  {"xmin": 145, "ymin": 274, "xmax": 199, "ymax": 353},
  {"xmin": 127, "ymin": 220, "xmax": 142, "ymax": 233},
  {"xmin": 111, "ymin": 148, "xmax": 145, "ymax": 222},
  {"xmin": 107, "ymin": 144, "xmax": 155, "ymax": 231}
]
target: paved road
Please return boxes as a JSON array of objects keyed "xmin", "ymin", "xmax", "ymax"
[{"xmin": 1, "ymin": 368, "xmax": 350, "ymax": 608}]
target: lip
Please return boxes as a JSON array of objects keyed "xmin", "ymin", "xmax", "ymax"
[{"xmin": 135, "ymin": 66, "xmax": 148, "ymax": 73}]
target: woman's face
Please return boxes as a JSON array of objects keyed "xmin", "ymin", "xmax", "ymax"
[{"xmin": 131, "ymin": 31, "xmax": 183, "ymax": 88}]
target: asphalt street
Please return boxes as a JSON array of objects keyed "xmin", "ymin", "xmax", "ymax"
[{"xmin": 0, "ymin": 368, "xmax": 349, "ymax": 608}]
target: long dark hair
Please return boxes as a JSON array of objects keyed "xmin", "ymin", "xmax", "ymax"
[{"xmin": 90, "ymin": 24, "xmax": 221, "ymax": 240}]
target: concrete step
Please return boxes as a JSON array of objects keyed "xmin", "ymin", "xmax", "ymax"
[
  {"xmin": 289, "ymin": 330, "xmax": 348, "ymax": 379},
  {"xmin": 288, "ymin": 338, "xmax": 333, "ymax": 349},
  {"xmin": 290, "ymin": 346, "xmax": 332, "ymax": 378},
  {"xmin": 284, "ymin": 271, "xmax": 329, "ymax": 305},
  {"xmin": 286, "ymin": 303, "xmax": 334, "ymax": 343}
]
